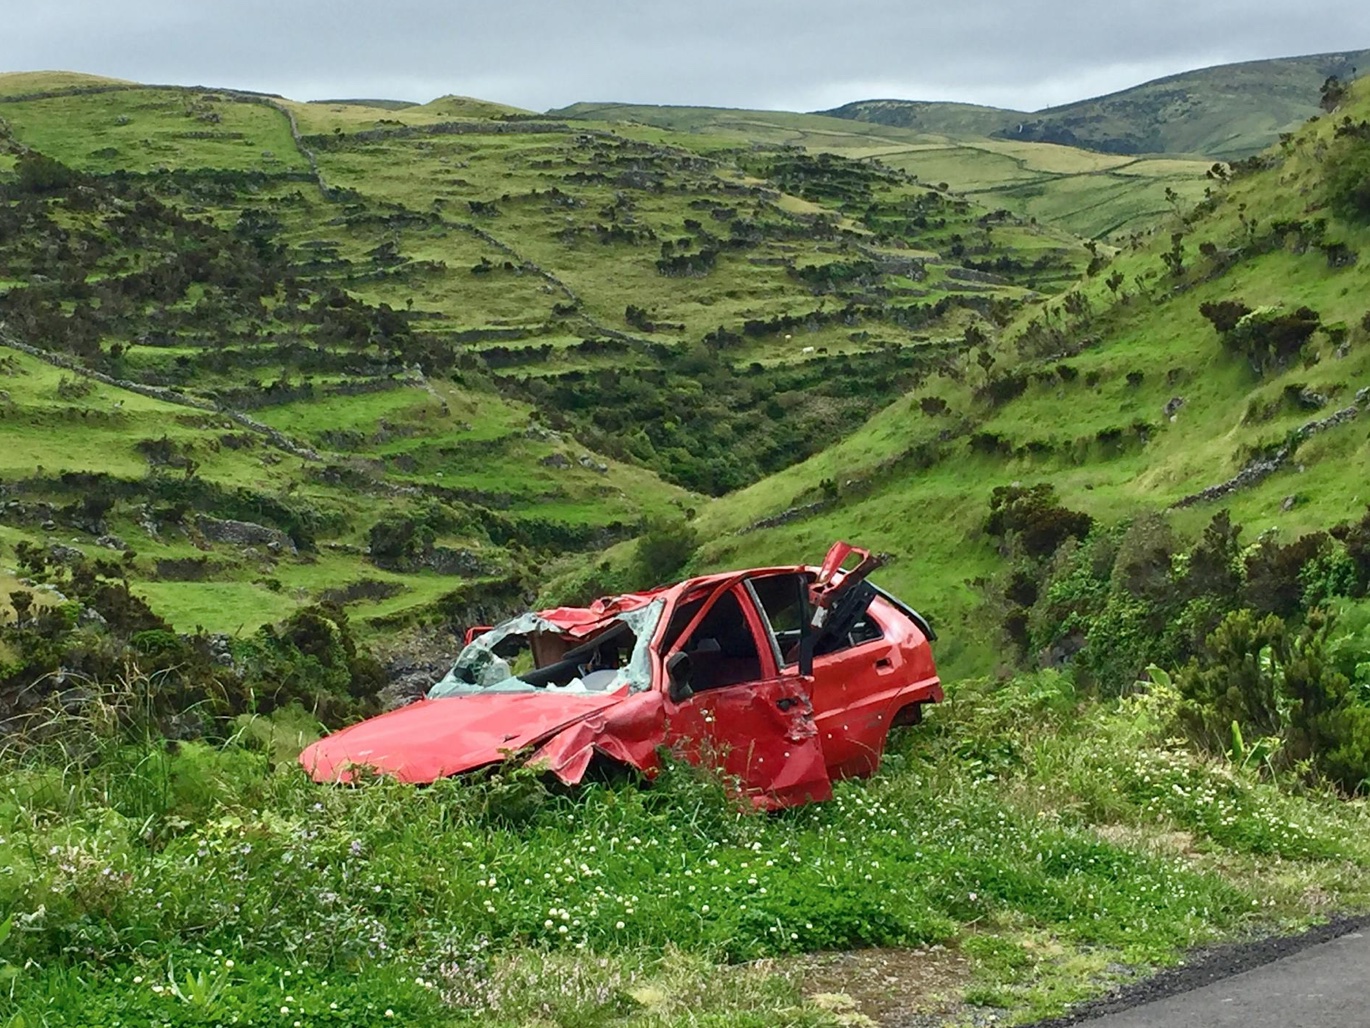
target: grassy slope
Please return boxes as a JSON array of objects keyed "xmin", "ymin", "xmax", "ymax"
[
  {"xmin": 0, "ymin": 348, "xmax": 691, "ymax": 635},
  {"xmin": 674, "ymin": 80, "xmax": 1370, "ymax": 680},
  {"xmin": 552, "ymin": 102, "xmax": 1212, "ymax": 239},
  {"xmin": 825, "ymin": 48, "xmax": 1370, "ymax": 158},
  {"xmin": 4, "ymin": 69, "xmax": 1370, "ymax": 1028}
]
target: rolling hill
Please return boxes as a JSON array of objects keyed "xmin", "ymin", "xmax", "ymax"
[
  {"xmin": 3, "ymin": 64, "xmax": 1368, "ymax": 687},
  {"xmin": 823, "ymin": 48, "xmax": 1370, "ymax": 157},
  {"xmin": 660, "ymin": 76, "xmax": 1370, "ymax": 678},
  {"xmin": 5, "ymin": 60, "xmax": 1370, "ymax": 1028}
]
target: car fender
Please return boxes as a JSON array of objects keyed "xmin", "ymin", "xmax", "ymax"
[{"xmin": 528, "ymin": 690, "xmax": 668, "ymax": 784}]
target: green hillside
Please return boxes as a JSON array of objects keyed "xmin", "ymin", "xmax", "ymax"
[
  {"xmin": 824, "ymin": 48, "xmax": 1370, "ymax": 158},
  {"xmin": 552, "ymin": 101, "xmax": 1213, "ymax": 239},
  {"xmin": 664, "ymin": 78, "xmax": 1370, "ymax": 679},
  {"xmin": 0, "ymin": 75, "xmax": 1096, "ymax": 655}
]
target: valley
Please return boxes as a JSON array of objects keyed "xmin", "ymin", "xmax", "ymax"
[{"xmin": 2, "ymin": 52, "xmax": 1370, "ymax": 1028}]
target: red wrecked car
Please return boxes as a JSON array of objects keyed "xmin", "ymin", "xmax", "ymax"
[{"xmin": 299, "ymin": 542, "xmax": 941, "ymax": 809}]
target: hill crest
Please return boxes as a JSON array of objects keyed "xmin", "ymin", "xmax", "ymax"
[{"xmin": 821, "ymin": 48, "xmax": 1370, "ymax": 157}]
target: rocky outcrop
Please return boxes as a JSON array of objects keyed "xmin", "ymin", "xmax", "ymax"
[{"xmin": 196, "ymin": 516, "xmax": 297, "ymax": 555}]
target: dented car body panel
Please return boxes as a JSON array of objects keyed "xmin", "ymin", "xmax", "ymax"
[{"xmin": 300, "ymin": 541, "xmax": 941, "ymax": 808}]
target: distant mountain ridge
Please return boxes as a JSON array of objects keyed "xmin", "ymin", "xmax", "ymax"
[{"xmin": 821, "ymin": 48, "xmax": 1370, "ymax": 157}]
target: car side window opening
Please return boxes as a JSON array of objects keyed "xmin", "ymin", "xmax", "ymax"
[
  {"xmin": 676, "ymin": 588, "xmax": 763, "ymax": 693},
  {"xmin": 750, "ymin": 572, "xmax": 884, "ymax": 666}
]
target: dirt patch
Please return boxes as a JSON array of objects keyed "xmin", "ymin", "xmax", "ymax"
[
  {"xmin": 1093, "ymin": 823, "xmax": 1198, "ymax": 856},
  {"xmin": 794, "ymin": 946, "xmax": 974, "ymax": 1027}
]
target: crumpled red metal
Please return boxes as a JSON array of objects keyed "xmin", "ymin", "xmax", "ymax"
[{"xmin": 300, "ymin": 542, "xmax": 939, "ymax": 810}]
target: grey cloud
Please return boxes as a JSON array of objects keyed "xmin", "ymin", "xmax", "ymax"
[{"xmin": 4, "ymin": 0, "xmax": 1368, "ymax": 113}]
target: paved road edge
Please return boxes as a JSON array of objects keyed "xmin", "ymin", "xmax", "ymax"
[{"xmin": 1023, "ymin": 912, "xmax": 1370, "ymax": 1027}]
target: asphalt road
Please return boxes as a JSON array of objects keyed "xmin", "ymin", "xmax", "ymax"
[{"xmin": 1075, "ymin": 929, "xmax": 1370, "ymax": 1028}]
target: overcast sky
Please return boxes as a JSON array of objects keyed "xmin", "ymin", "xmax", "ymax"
[{"xmin": 5, "ymin": 1, "xmax": 1369, "ymax": 114}]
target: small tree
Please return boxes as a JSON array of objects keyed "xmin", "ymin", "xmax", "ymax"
[
  {"xmin": 1160, "ymin": 232, "xmax": 1186, "ymax": 278},
  {"xmin": 15, "ymin": 151, "xmax": 79, "ymax": 194},
  {"xmin": 632, "ymin": 515, "xmax": 698, "ymax": 587},
  {"xmin": 1320, "ymin": 75, "xmax": 1349, "ymax": 112},
  {"xmin": 1325, "ymin": 136, "xmax": 1370, "ymax": 224}
]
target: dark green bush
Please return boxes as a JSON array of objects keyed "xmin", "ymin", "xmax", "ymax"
[
  {"xmin": 1175, "ymin": 608, "xmax": 1288, "ymax": 753},
  {"xmin": 984, "ymin": 483, "xmax": 1093, "ymax": 561},
  {"xmin": 632, "ymin": 515, "xmax": 699, "ymax": 588},
  {"xmin": 1325, "ymin": 136, "xmax": 1370, "ymax": 223},
  {"xmin": 1003, "ymin": 506, "xmax": 1363, "ymax": 695},
  {"xmin": 1176, "ymin": 608, "xmax": 1370, "ymax": 793},
  {"xmin": 14, "ymin": 151, "xmax": 80, "ymax": 194}
]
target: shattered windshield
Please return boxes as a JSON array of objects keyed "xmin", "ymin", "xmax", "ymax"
[{"xmin": 427, "ymin": 599, "xmax": 665, "ymax": 699}]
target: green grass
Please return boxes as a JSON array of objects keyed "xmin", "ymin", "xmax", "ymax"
[
  {"xmin": 0, "ymin": 88, "xmax": 310, "ymax": 174},
  {"xmin": 3, "ymin": 70, "xmax": 1369, "ymax": 685},
  {"xmin": 604, "ymin": 79, "xmax": 1370, "ymax": 682},
  {"xmin": 3, "ymin": 668, "xmax": 1367, "ymax": 1026},
  {"xmin": 2, "ymin": 61, "xmax": 1370, "ymax": 1028},
  {"xmin": 0, "ymin": 72, "xmax": 1094, "ymax": 645}
]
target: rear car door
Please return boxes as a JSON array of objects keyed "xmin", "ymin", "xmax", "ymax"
[
  {"xmin": 745, "ymin": 571, "xmax": 884, "ymax": 777},
  {"xmin": 661, "ymin": 582, "xmax": 831, "ymax": 808}
]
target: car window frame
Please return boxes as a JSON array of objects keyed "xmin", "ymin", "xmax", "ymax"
[
  {"xmin": 743, "ymin": 573, "xmax": 804, "ymax": 675},
  {"xmin": 662, "ymin": 575, "xmax": 775, "ymax": 696}
]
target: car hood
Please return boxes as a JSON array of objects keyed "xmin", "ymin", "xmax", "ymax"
[{"xmin": 299, "ymin": 690, "xmax": 630, "ymax": 784}]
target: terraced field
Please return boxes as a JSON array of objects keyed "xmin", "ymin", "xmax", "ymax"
[
  {"xmin": 0, "ymin": 73, "xmax": 1089, "ymax": 637},
  {"xmin": 552, "ymin": 101, "xmax": 1214, "ymax": 239}
]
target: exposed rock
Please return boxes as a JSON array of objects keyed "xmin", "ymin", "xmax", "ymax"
[
  {"xmin": 47, "ymin": 544, "xmax": 84, "ymax": 565},
  {"xmin": 1296, "ymin": 388, "xmax": 1329, "ymax": 409},
  {"xmin": 95, "ymin": 534, "xmax": 127, "ymax": 551},
  {"xmin": 379, "ymin": 665, "xmax": 443, "ymax": 710},
  {"xmin": 1282, "ymin": 495, "xmax": 1298, "ymax": 511},
  {"xmin": 138, "ymin": 504, "xmax": 161, "ymax": 538},
  {"xmin": 1173, "ymin": 398, "xmax": 1363, "ymax": 509},
  {"xmin": 525, "ymin": 424, "xmax": 564, "ymax": 442},
  {"xmin": 421, "ymin": 547, "xmax": 489, "ymax": 576},
  {"xmin": 743, "ymin": 499, "xmax": 835, "ymax": 534},
  {"xmin": 1039, "ymin": 631, "xmax": 1087, "ymax": 669},
  {"xmin": 540, "ymin": 452, "xmax": 572, "ymax": 469},
  {"xmin": 1163, "ymin": 396, "xmax": 1185, "ymax": 421},
  {"xmin": 78, "ymin": 606, "xmax": 108, "ymax": 628},
  {"xmin": 197, "ymin": 516, "xmax": 298, "ymax": 555},
  {"xmin": 577, "ymin": 454, "xmax": 609, "ymax": 473},
  {"xmin": 206, "ymin": 634, "xmax": 237, "ymax": 669}
]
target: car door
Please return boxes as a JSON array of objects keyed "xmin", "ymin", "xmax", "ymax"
[
  {"xmin": 747, "ymin": 544, "xmax": 897, "ymax": 779},
  {"xmin": 805, "ymin": 603, "xmax": 901, "ymax": 778},
  {"xmin": 661, "ymin": 582, "xmax": 832, "ymax": 809}
]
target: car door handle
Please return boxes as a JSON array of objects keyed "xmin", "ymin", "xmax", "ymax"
[{"xmin": 875, "ymin": 657, "xmax": 893, "ymax": 670}]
